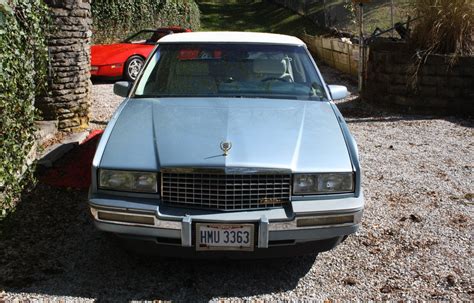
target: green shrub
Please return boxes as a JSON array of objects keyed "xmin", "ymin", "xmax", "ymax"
[
  {"xmin": 0, "ymin": 0, "xmax": 49, "ymax": 217},
  {"xmin": 92, "ymin": 0, "xmax": 201, "ymax": 44}
]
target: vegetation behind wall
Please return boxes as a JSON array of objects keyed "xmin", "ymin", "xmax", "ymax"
[
  {"xmin": 410, "ymin": 0, "xmax": 473, "ymax": 56},
  {"xmin": 0, "ymin": 0, "xmax": 49, "ymax": 217},
  {"xmin": 92, "ymin": 0, "xmax": 201, "ymax": 44}
]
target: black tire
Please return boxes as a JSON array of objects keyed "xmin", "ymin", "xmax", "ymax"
[{"xmin": 124, "ymin": 55, "xmax": 145, "ymax": 81}]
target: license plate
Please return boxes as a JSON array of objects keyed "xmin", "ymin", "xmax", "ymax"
[{"xmin": 196, "ymin": 223, "xmax": 254, "ymax": 251}]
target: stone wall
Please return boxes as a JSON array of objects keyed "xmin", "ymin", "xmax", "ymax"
[
  {"xmin": 37, "ymin": 0, "xmax": 92, "ymax": 131},
  {"xmin": 363, "ymin": 40, "xmax": 474, "ymax": 114}
]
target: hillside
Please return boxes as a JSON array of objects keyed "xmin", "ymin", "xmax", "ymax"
[
  {"xmin": 197, "ymin": 0, "xmax": 414, "ymax": 38},
  {"xmin": 196, "ymin": 0, "xmax": 324, "ymax": 36}
]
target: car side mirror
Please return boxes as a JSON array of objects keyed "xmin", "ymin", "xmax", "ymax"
[
  {"xmin": 328, "ymin": 85, "xmax": 348, "ymax": 100},
  {"xmin": 114, "ymin": 81, "xmax": 132, "ymax": 97}
]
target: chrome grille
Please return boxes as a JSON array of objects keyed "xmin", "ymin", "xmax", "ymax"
[{"xmin": 161, "ymin": 172, "xmax": 291, "ymax": 210}]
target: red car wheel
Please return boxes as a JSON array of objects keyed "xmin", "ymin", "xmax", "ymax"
[{"xmin": 124, "ymin": 55, "xmax": 145, "ymax": 81}]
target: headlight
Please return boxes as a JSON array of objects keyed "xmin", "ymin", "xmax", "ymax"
[
  {"xmin": 99, "ymin": 169, "xmax": 158, "ymax": 193},
  {"xmin": 293, "ymin": 173, "xmax": 354, "ymax": 195}
]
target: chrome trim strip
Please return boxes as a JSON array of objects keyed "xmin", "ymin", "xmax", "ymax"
[
  {"xmin": 258, "ymin": 215, "xmax": 269, "ymax": 248},
  {"xmin": 160, "ymin": 167, "xmax": 292, "ymax": 175}
]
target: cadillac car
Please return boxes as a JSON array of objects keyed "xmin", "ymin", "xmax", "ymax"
[{"xmin": 89, "ymin": 32, "xmax": 364, "ymax": 258}]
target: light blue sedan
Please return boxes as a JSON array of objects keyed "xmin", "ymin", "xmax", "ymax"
[{"xmin": 89, "ymin": 32, "xmax": 364, "ymax": 258}]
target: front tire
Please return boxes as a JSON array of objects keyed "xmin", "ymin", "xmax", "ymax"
[{"xmin": 124, "ymin": 55, "xmax": 144, "ymax": 81}]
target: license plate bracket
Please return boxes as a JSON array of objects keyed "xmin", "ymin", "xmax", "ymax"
[{"xmin": 196, "ymin": 223, "xmax": 255, "ymax": 251}]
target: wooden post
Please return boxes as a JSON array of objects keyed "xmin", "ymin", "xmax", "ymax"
[
  {"xmin": 391, "ymin": 0, "xmax": 395, "ymax": 37},
  {"xmin": 358, "ymin": 3, "xmax": 364, "ymax": 92}
]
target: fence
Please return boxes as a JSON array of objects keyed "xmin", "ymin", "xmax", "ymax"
[{"xmin": 301, "ymin": 33, "xmax": 360, "ymax": 77}]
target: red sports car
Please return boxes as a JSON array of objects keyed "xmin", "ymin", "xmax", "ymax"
[{"xmin": 91, "ymin": 27, "xmax": 190, "ymax": 81}]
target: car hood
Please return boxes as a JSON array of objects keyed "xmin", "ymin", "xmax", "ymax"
[
  {"xmin": 91, "ymin": 43, "xmax": 150, "ymax": 64},
  {"xmin": 100, "ymin": 98, "xmax": 353, "ymax": 173}
]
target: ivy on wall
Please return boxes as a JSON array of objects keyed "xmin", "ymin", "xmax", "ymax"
[
  {"xmin": 92, "ymin": 0, "xmax": 201, "ymax": 44},
  {"xmin": 0, "ymin": 0, "xmax": 49, "ymax": 217}
]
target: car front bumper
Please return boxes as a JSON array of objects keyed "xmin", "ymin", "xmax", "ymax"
[
  {"xmin": 89, "ymin": 192, "xmax": 364, "ymax": 255},
  {"xmin": 90, "ymin": 63, "xmax": 124, "ymax": 78}
]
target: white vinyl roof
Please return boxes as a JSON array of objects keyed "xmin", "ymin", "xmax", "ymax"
[{"xmin": 159, "ymin": 31, "xmax": 305, "ymax": 46}]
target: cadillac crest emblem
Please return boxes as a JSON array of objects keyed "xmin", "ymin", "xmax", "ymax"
[{"xmin": 220, "ymin": 141, "xmax": 232, "ymax": 156}]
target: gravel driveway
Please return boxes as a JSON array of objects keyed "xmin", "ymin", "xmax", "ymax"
[{"xmin": 1, "ymin": 66, "xmax": 472, "ymax": 302}]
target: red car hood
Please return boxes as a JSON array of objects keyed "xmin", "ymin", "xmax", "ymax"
[{"xmin": 91, "ymin": 43, "xmax": 153, "ymax": 65}]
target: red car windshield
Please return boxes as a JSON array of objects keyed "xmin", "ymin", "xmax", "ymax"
[{"xmin": 122, "ymin": 28, "xmax": 187, "ymax": 44}]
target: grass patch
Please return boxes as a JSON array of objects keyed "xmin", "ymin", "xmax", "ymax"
[
  {"xmin": 197, "ymin": 0, "xmax": 414, "ymax": 37},
  {"xmin": 196, "ymin": 0, "xmax": 324, "ymax": 36},
  {"xmin": 341, "ymin": 0, "xmax": 413, "ymax": 35}
]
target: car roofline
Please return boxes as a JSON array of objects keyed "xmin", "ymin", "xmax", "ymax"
[{"xmin": 158, "ymin": 31, "xmax": 305, "ymax": 46}]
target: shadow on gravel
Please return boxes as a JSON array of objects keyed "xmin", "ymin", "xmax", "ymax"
[
  {"xmin": 336, "ymin": 97, "xmax": 473, "ymax": 128},
  {"xmin": 91, "ymin": 78, "xmax": 117, "ymax": 85},
  {"xmin": 0, "ymin": 182, "xmax": 315, "ymax": 302}
]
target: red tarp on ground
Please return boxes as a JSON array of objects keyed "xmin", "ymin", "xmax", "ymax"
[{"xmin": 40, "ymin": 130, "xmax": 103, "ymax": 189}]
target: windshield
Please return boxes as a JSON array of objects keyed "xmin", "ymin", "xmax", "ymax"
[
  {"xmin": 134, "ymin": 43, "xmax": 327, "ymax": 100},
  {"xmin": 123, "ymin": 30, "xmax": 171, "ymax": 44}
]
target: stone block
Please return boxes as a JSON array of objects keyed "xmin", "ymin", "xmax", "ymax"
[
  {"xmin": 55, "ymin": 94, "xmax": 80, "ymax": 102},
  {"xmin": 392, "ymin": 53, "xmax": 411, "ymax": 65},
  {"xmin": 447, "ymin": 76, "xmax": 470, "ymax": 88},
  {"xmin": 393, "ymin": 74, "xmax": 409, "ymax": 85},
  {"xmin": 71, "ymin": 9, "xmax": 89, "ymax": 17},
  {"xmin": 425, "ymin": 98, "xmax": 450, "ymax": 107},
  {"xmin": 376, "ymin": 73, "xmax": 391, "ymax": 83},
  {"xmin": 57, "ymin": 108, "xmax": 71, "ymax": 114},
  {"xmin": 35, "ymin": 120, "xmax": 58, "ymax": 144},
  {"xmin": 447, "ymin": 66, "xmax": 463, "ymax": 77},
  {"xmin": 426, "ymin": 54, "xmax": 449, "ymax": 65},
  {"xmin": 438, "ymin": 88, "xmax": 460, "ymax": 99},
  {"xmin": 392, "ymin": 64, "xmax": 411, "ymax": 75},
  {"xmin": 59, "ymin": 118, "xmax": 80, "ymax": 129},
  {"xmin": 60, "ymin": 113, "xmax": 76, "ymax": 119},
  {"xmin": 53, "ymin": 31, "xmax": 88, "ymax": 39},
  {"xmin": 388, "ymin": 84, "xmax": 408, "ymax": 95},
  {"xmin": 49, "ymin": 38, "xmax": 80, "ymax": 46},
  {"xmin": 52, "ymin": 89, "xmax": 76, "ymax": 97},
  {"xmin": 421, "ymin": 76, "xmax": 439, "ymax": 86},
  {"xmin": 390, "ymin": 95, "xmax": 409, "ymax": 106},
  {"xmin": 56, "ymin": 71, "xmax": 78, "ymax": 78},
  {"xmin": 421, "ymin": 65, "xmax": 439, "ymax": 76},
  {"xmin": 373, "ymin": 52, "xmax": 388, "ymax": 64},
  {"xmin": 461, "ymin": 65, "xmax": 474, "ymax": 77},
  {"xmin": 417, "ymin": 85, "xmax": 437, "ymax": 97},
  {"xmin": 462, "ymin": 88, "xmax": 474, "ymax": 99}
]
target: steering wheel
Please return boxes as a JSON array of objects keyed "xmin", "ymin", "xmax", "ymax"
[{"xmin": 261, "ymin": 77, "xmax": 289, "ymax": 82}]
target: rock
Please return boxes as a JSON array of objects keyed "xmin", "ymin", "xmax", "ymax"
[
  {"xmin": 380, "ymin": 284, "xmax": 394, "ymax": 293},
  {"xmin": 446, "ymin": 274, "xmax": 456, "ymax": 286},
  {"xmin": 409, "ymin": 214, "xmax": 422, "ymax": 223},
  {"xmin": 343, "ymin": 277, "xmax": 357, "ymax": 286}
]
